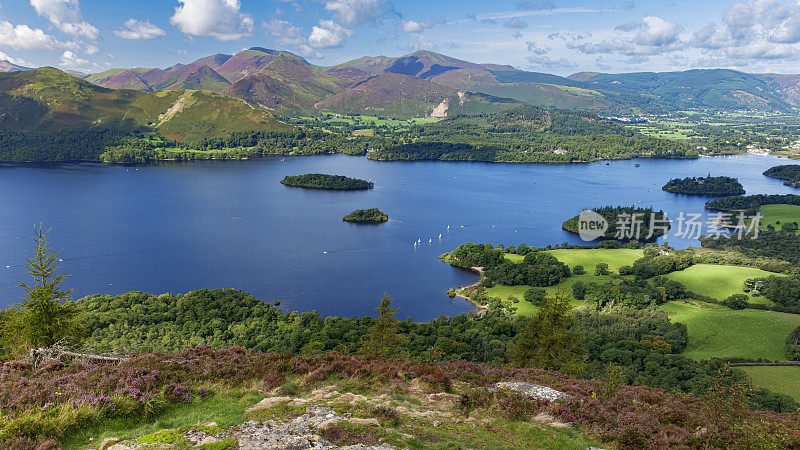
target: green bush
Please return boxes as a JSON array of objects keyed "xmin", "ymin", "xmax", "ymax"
[
  {"xmin": 572, "ymin": 281, "xmax": 587, "ymax": 301},
  {"xmin": 573, "ymin": 265, "xmax": 585, "ymax": 275},
  {"xmin": 723, "ymin": 294, "xmax": 749, "ymax": 310},
  {"xmin": 523, "ymin": 288, "xmax": 547, "ymax": 306}
]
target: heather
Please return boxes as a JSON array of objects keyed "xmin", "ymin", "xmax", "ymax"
[
  {"xmin": 1, "ymin": 348, "xmax": 799, "ymax": 449},
  {"xmin": 62, "ymin": 288, "xmax": 796, "ymax": 413}
]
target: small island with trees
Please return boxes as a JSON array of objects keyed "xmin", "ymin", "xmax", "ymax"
[
  {"xmin": 343, "ymin": 208, "xmax": 389, "ymax": 223},
  {"xmin": 280, "ymin": 173, "xmax": 373, "ymax": 190},
  {"xmin": 764, "ymin": 165, "xmax": 800, "ymax": 188},
  {"xmin": 562, "ymin": 205, "xmax": 670, "ymax": 240},
  {"xmin": 662, "ymin": 176, "xmax": 745, "ymax": 196}
]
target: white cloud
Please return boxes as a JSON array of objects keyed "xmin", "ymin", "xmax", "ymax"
[
  {"xmin": 170, "ymin": 0, "xmax": 254, "ymax": 41},
  {"xmin": 29, "ymin": 0, "xmax": 99, "ymax": 40},
  {"xmin": 504, "ymin": 18, "xmax": 529, "ymax": 30},
  {"xmin": 263, "ymin": 18, "xmax": 321, "ymax": 58},
  {"xmin": 727, "ymin": 41, "xmax": 797, "ymax": 59},
  {"xmin": 406, "ymin": 34, "xmax": 435, "ymax": 51},
  {"xmin": 114, "ymin": 19, "xmax": 166, "ymax": 40},
  {"xmin": 402, "ymin": 20, "xmax": 428, "ymax": 33},
  {"xmin": 322, "ymin": 0, "xmax": 395, "ymax": 27},
  {"xmin": 527, "ymin": 54, "xmax": 577, "ymax": 70},
  {"xmin": 0, "ymin": 52, "xmax": 33, "ymax": 68},
  {"xmin": 635, "ymin": 16, "xmax": 681, "ymax": 47},
  {"xmin": 59, "ymin": 50, "xmax": 89, "ymax": 70},
  {"xmin": 690, "ymin": 23, "xmax": 730, "ymax": 49},
  {"xmin": 567, "ymin": 16, "xmax": 681, "ymax": 56},
  {"xmin": 525, "ymin": 41, "xmax": 548, "ymax": 55},
  {"xmin": 0, "ymin": 21, "xmax": 61, "ymax": 50},
  {"xmin": 690, "ymin": 1, "xmax": 800, "ymax": 61},
  {"xmin": 308, "ymin": 19, "xmax": 352, "ymax": 48}
]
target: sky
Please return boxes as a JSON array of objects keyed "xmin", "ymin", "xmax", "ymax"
[{"xmin": 2, "ymin": 0, "xmax": 800, "ymax": 75}]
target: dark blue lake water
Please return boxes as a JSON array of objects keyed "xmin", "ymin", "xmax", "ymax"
[{"xmin": 0, "ymin": 155, "xmax": 796, "ymax": 320}]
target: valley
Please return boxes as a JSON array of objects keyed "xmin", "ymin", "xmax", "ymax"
[{"xmin": 3, "ymin": 36, "xmax": 800, "ymax": 449}]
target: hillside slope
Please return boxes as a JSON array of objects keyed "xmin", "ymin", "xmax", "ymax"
[
  {"xmin": 0, "ymin": 60, "xmax": 32, "ymax": 72},
  {"xmin": 571, "ymin": 69, "xmax": 795, "ymax": 112},
  {"xmin": 316, "ymin": 73, "xmax": 518, "ymax": 117},
  {"xmin": 0, "ymin": 67, "xmax": 291, "ymax": 160},
  {"xmin": 227, "ymin": 53, "xmax": 346, "ymax": 112}
]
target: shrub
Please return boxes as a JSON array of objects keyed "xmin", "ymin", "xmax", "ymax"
[
  {"xmin": 619, "ymin": 265, "xmax": 633, "ymax": 276},
  {"xmin": 573, "ymin": 265, "xmax": 585, "ymax": 275},
  {"xmin": 723, "ymin": 294, "xmax": 749, "ymax": 310},
  {"xmin": 523, "ymin": 288, "xmax": 546, "ymax": 306},
  {"xmin": 572, "ymin": 281, "xmax": 586, "ymax": 301},
  {"xmin": 595, "ymin": 263, "xmax": 610, "ymax": 276},
  {"xmin": 278, "ymin": 381, "xmax": 300, "ymax": 396}
]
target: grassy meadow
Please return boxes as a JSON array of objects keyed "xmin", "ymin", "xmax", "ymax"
[
  {"xmin": 467, "ymin": 248, "xmax": 800, "ymax": 363},
  {"xmin": 486, "ymin": 249, "xmax": 641, "ymax": 316},
  {"xmin": 740, "ymin": 366, "xmax": 800, "ymax": 402},
  {"xmin": 661, "ymin": 264, "xmax": 780, "ymax": 304},
  {"xmin": 759, "ymin": 204, "xmax": 800, "ymax": 233},
  {"xmin": 660, "ymin": 301, "xmax": 800, "ymax": 361}
]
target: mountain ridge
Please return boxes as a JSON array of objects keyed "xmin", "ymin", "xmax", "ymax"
[{"xmin": 3, "ymin": 47, "xmax": 800, "ymax": 118}]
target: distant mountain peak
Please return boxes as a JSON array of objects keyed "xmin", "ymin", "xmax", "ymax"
[{"xmin": 0, "ymin": 60, "xmax": 31, "ymax": 72}]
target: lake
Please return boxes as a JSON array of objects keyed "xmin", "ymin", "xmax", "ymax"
[{"xmin": 0, "ymin": 154, "xmax": 796, "ymax": 320}]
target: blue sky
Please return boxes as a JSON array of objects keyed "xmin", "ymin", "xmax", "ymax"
[{"xmin": 2, "ymin": 0, "xmax": 800, "ymax": 75}]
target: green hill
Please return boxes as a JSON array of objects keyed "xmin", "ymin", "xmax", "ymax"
[
  {"xmin": 574, "ymin": 69, "xmax": 794, "ymax": 112},
  {"xmin": 227, "ymin": 53, "xmax": 345, "ymax": 112},
  {"xmin": 0, "ymin": 67, "xmax": 291, "ymax": 160},
  {"xmin": 366, "ymin": 105, "xmax": 693, "ymax": 163},
  {"xmin": 315, "ymin": 73, "xmax": 518, "ymax": 118}
]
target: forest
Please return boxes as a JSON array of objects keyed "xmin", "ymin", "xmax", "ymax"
[
  {"xmin": 562, "ymin": 205, "xmax": 671, "ymax": 240},
  {"xmin": 342, "ymin": 208, "xmax": 389, "ymax": 223},
  {"xmin": 445, "ymin": 243, "xmax": 571, "ymax": 287},
  {"xmin": 0, "ymin": 129, "xmax": 131, "ymax": 162},
  {"xmin": 662, "ymin": 176, "xmax": 745, "ymax": 196},
  {"xmin": 700, "ymin": 230, "xmax": 800, "ymax": 265},
  {"xmin": 368, "ymin": 107, "xmax": 699, "ymax": 164},
  {"xmin": 705, "ymin": 194, "xmax": 800, "ymax": 212},
  {"xmin": 763, "ymin": 165, "xmax": 800, "ymax": 188},
  {"xmin": 100, "ymin": 130, "xmax": 398, "ymax": 163},
  {"xmin": 280, "ymin": 174, "xmax": 373, "ymax": 190},
  {"xmin": 61, "ymin": 287, "xmax": 795, "ymax": 414}
]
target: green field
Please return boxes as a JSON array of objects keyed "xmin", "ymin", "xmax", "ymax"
[
  {"xmin": 484, "ymin": 249, "xmax": 640, "ymax": 316},
  {"xmin": 662, "ymin": 264, "xmax": 780, "ymax": 303},
  {"xmin": 741, "ymin": 366, "xmax": 800, "ymax": 401},
  {"xmin": 546, "ymin": 248, "xmax": 642, "ymax": 270},
  {"xmin": 661, "ymin": 301, "xmax": 800, "ymax": 361},
  {"xmin": 759, "ymin": 204, "xmax": 800, "ymax": 233}
]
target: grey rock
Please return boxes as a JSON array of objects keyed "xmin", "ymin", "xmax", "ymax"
[{"xmin": 494, "ymin": 381, "xmax": 569, "ymax": 401}]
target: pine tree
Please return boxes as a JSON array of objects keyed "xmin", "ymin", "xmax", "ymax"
[
  {"xmin": 507, "ymin": 286, "xmax": 586, "ymax": 375},
  {"xmin": 7, "ymin": 225, "xmax": 83, "ymax": 351},
  {"xmin": 361, "ymin": 293, "xmax": 403, "ymax": 358}
]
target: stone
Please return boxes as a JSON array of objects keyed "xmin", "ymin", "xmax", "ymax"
[
  {"xmin": 98, "ymin": 438, "xmax": 121, "ymax": 450},
  {"xmin": 245, "ymin": 396, "xmax": 292, "ymax": 413},
  {"xmin": 493, "ymin": 381, "xmax": 569, "ymax": 401},
  {"xmin": 199, "ymin": 436, "xmax": 221, "ymax": 445}
]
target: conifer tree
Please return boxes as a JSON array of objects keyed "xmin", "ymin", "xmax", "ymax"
[
  {"xmin": 6, "ymin": 225, "xmax": 83, "ymax": 351},
  {"xmin": 507, "ymin": 286, "xmax": 586, "ymax": 375},
  {"xmin": 361, "ymin": 293, "xmax": 403, "ymax": 358}
]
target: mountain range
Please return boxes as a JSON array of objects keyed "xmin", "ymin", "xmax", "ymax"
[
  {"xmin": 1, "ymin": 46, "xmax": 800, "ymax": 152},
  {"xmin": 60, "ymin": 47, "xmax": 800, "ymax": 115}
]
